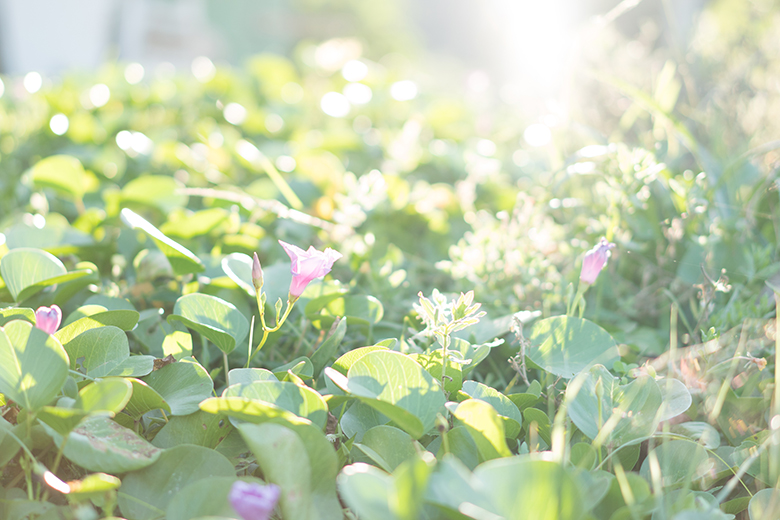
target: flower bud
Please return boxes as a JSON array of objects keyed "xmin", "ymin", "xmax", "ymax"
[
  {"xmin": 229, "ymin": 480, "xmax": 280, "ymax": 520},
  {"xmin": 252, "ymin": 252, "xmax": 264, "ymax": 293},
  {"xmin": 580, "ymin": 238, "xmax": 615, "ymax": 285},
  {"xmin": 35, "ymin": 305, "xmax": 62, "ymax": 335}
]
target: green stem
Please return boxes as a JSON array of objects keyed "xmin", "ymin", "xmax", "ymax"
[
  {"xmin": 223, "ymin": 351, "xmax": 230, "ymax": 384},
  {"xmin": 246, "ymin": 300, "xmax": 296, "ymax": 367}
]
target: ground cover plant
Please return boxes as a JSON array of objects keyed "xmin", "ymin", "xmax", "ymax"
[{"xmin": 1, "ymin": 2, "xmax": 780, "ymax": 519}]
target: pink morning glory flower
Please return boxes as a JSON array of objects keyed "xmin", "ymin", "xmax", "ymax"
[
  {"xmin": 279, "ymin": 240, "xmax": 342, "ymax": 300},
  {"xmin": 580, "ymin": 238, "xmax": 615, "ymax": 284},
  {"xmin": 35, "ymin": 305, "xmax": 62, "ymax": 335},
  {"xmin": 229, "ymin": 480, "xmax": 280, "ymax": 520}
]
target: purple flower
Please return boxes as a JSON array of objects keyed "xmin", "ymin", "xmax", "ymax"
[
  {"xmin": 252, "ymin": 252, "xmax": 264, "ymax": 292},
  {"xmin": 229, "ymin": 481, "xmax": 280, "ymax": 520},
  {"xmin": 35, "ymin": 305, "xmax": 62, "ymax": 335},
  {"xmin": 279, "ymin": 240, "xmax": 342, "ymax": 300},
  {"xmin": 580, "ymin": 238, "xmax": 615, "ymax": 284}
]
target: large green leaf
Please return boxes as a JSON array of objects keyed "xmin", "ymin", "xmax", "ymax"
[
  {"xmin": 220, "ymin": 252, "xmax": 255, "ymax": 296},
  {"xmin": 121, "ymin": 175, "xmax": 188, "ymax": 212},
  {"xmin": 200, "ymin": 395, "xmax": 308, "ymax": 425},
  {"xmin": 749, "ymin": 488, "xmax": 780, "ymax": 520},
  {"xmin": 223, "ymin": 381, "xmax": 328, "ymax": 429},
  {"xmin": 30, "ymin": 155, "xmax": 88, "ymax": 201},
  {"xmin": 152, "ymin": 410, "xmax": 234, "ymax": 449},
  {"xmin": 75, "ymin": 378, "xmax": 133, "ymax": 416},
  {"xmin": 118, "ymin": 444, "xmax": 235, "ymax": 520},
  {"xmin": 325, "ymin": 350, "xmax": 446, "ymax": 439},
  {"xmin": 165, "ymin": 476, "xmax": 266, "ymax": 520},
  {"xmin": 121, "ymin": 208, "xmax": 204, "ymax": 276},
  {"xmin": 474, "ymin": 457, "xmax": 585, "ymax": 520},
  {"xmin": 461, "ymin": 380, "xmax": 523, "ymax": 438},
  {"xmin": 239, "ymin": 422, "xmax": 343, "ymax": 520},
  {"xmin": 167, "ymin": 293, "xmax": 249, "ymax": 354},
  {"xmin": 0, "ymin": 321, "xmax": 68, "ymax": 411},
  {"xmin": 351, "ymin": 425, "xmax": 420, "ymax": 472},
  {"xmin": 143, "ymin": 359, "xmax": 214, "ymax": 415},
  {"xmin": 337, "ymin": 463, "xmax": 397, "ymax": 520},
  {"xmin": 639, "ymin": 440, "xmax": 709, "ymax": 488},
  {"xmin": 55, "ymin": 309, "xmax": 140, "ymax": 345},
  {"xmin": 527, "ymin": 316, "xmax": 619, "ymax": 378},
  {"xmin": 567, "ymin": 364, "xmax": 663, "ymax": 446},
  {"xmin": 0, "ymin": 248, "xmax": 65, "ymax": 302},
  {"xmin": 122, "ymin": 378, "xmax": 171, "ymax": 419},
  {"xmin": 63, "ymin": 325, "xmax": 154, "ymax": 378},
  {"xmin": 449, "ymin": 399, "xmax": 512, "ymax": 461},
  {"xmin": 44, "ymin": 416, "xmax": 162, "ymax": 473}
]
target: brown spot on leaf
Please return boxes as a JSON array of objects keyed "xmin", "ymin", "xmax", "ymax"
[{"xmin": 153, "ymin": 354, "xmax": 176, "ymax": 371}]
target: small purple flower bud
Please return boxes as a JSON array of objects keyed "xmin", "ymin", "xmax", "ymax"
[
  {"xmin": 580, "ymin": 238, "xmax": 615, "ymax": 284},
  {"xmin": 252, "ymin": 252, "xmax": 264, "ymax": 292},
  {"xmin": 35, "ymin": 305, "xmax": 62, "ymax": 335},
  {"xmin": 229, "ymin": 481, "xmax": 280, "ymax": 520}
]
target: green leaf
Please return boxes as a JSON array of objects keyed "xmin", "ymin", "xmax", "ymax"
[
  {"xmin": 239, "ymin": 421, "xmax": 343, "ymax": 520},
  {"xmin": 749, "ymin": 489, "xmax": 780, "ymax": 520},
  {"xmin": 523, "ymin": 407, "xmax": 552, "ymax": 448},
  {"xmin": 162, "ymin": 330, "xmax": 193, "ymax": 360},
  {"xmin": 121, "ymin": 175, "xmax": 188, "ymax": 212},
  {"xmin": 0, "ymin": 247, "xmax": 66, "ymax": 302},
  {"xmin": 461, "ymin": 380, "xmax": 523, "ymax": 438},
  {"xmin": 200, "ymin": 396, "xmax": 308, "ymax": 425},
  {"xmin": 0, "ymin": 307, "xmax": 35, "ymax": 327},
  {"xmin": 223, "ymin": 381, "xmax": 328, "ymax": 429},
  {"xmin": 55, "ymin": 310, "xmax": 140, "ymax": 345},
  {"xmin": 121, "ymin": 208, "xmax": 205, "ymax": 276},
  {"xmin": 340, "ymin": 400, "xmax": 390, "ymax": 441},
  {"xmin": 273, "ymin": 356, "xmax": 314, "ymax": 380},
  {"xmin": 118, "ymin": 444, "xmax": 235, "ymax": 520},
  {"xmin": 63, "ymin": 325, "xmax": 154, "ymax": 378},
  {"xmin": 44, "ymin": 416, "xmax": 162, "ymax": 473},
  {"xmin": 657, "ymin": 377, "xmax": 692, "ymax": 422},
  {"xmin": 639, "ymin": 440, "xmax": 710, "ymax": 488},
  {"xmin": 143, "ymin": 359, "xmax": 214, "ymax": 415},
  {"xmin": 36, "ymin": 406, "xmax": 89, "ymax": 437},
  {"xmin": 527, "ymin": 316, "xmax": 619, "ymax": 378},
  {"xmin": 123, "ymin": 377, "xmax": 171, "ymax": 419},
  {"xmin": 220, "ymin": 252, "xmax": 255, "ymax": 296},
  {"xmin": 410, "ymin": 349, "xmax": 463, "ymax": 394},
  {"xmin": 670, "ymin": 421, "xmax": 721, "ymax": 449},
  {"xmin": 331, "ymin": 345, "xmax": 389, "ymax": 375},
  {"xmin": 474, "ymin": 457, "xmax": 585, "ymax": 520},
  {"xmin": 75, "ymin": 378, "xmax": 133, "ymax": 415},
  {"xmin": 165, "ymin": 476, "xmax": 265, "ymax": 520},
  {"xmin": 351, "ymin": 425, "xmax": 420, "ymax": 472},
  {"xmin": 0, "ymin": 320, "xmax": 69, "ymax": 411},
  {"xmin": 337, "ymin": 463, "xmax": 397, "ymax": 520},
  {"xmin": 227, "ymin": 368, "xmax": 278, "ymax": 386},
  {"xmin": 152, "ymin": 410, "xmax": 234, "ymax": 449},
  {"xmin": 326, "ymin": 350, "xmax": 446, "ymax": 439},
  {"xmin": 310, "ymin": 317, "xmax": 347, "ymax": 377},
  {"xmin": 567, "ymin": 365, "xmax": 662, "ymax": 446},
  {"xmin": 168, "ymin": 293, "xmax": 249, "ymax": 354},
  {"xmin": 449, "ymin": 399, "xmax": 511, "ymax": 460},
  {"xmin": 30, "ymin": 155, "xmax": 88, "ymax": 201},
  {"xmin": 160, "ymin": 208, "xmax": 229, "ymax": 240}
]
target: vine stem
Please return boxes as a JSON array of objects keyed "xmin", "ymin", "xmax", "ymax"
[{"xmin": 246, "ymin": 300, "xmax": 296, "ymax": 367}]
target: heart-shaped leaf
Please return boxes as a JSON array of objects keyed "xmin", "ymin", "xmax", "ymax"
[
  {"xmin": 63, "ymin": 325, "xmax": 154, "ymax": 378},
  {"xmin": 55, "ymin": 310, "xmax": 140, "ymax": 345},
  {"xmin": 567, "ymin": 365, "xmax": 662, "ymax": 447},
  {"xmin": 122, "ymin": 378, "xmax": 171, "ymax": 419},
  {"xmin": 152, "ymin": 410, "xmax": 234, "ymax": 449},
  {"xmin": 223, "ymin": 381, "xmax": 328, "ymax": 429},
  {"xmin": 0, "ymin": 320, "xmax": 68, "ymax": 411},
  {"xmin": 0, "ymin": 248, "xmax": 66, "ymax": 302},
  {"xmin": 326, "ymin": 350, "xmax": 446, "ymax": 439},
  {"xmin": 143, "ymin": 359, "xmax": 214, "ymax": 415},
  {"xmin": 43, "ymin": 416, "xmax": 162, "ymax": 473},
  {"xmin": 30, "ymin": 155, "xmax": 88, "ymax": 201},
  {"xmin": 118, "ymin": 444, "xmax": 235, "ymax": 520},
  {"xmin": 167, "ymin": 293, "xmax": 249, "ymax": 355},
  {"xmin": 448, "ymin": 399, "xmax": 512, "ymax": 461},
  {"xmin": 238, "ymin": 421, "xmax": 343, "ymax": 520},
  {"xmin": 461, "ymin": 380, "xmax": 523, "ymax": 438},
  {"xmin": 527, "ymin": 316, "xmax": 619, "ymax": 378}
]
